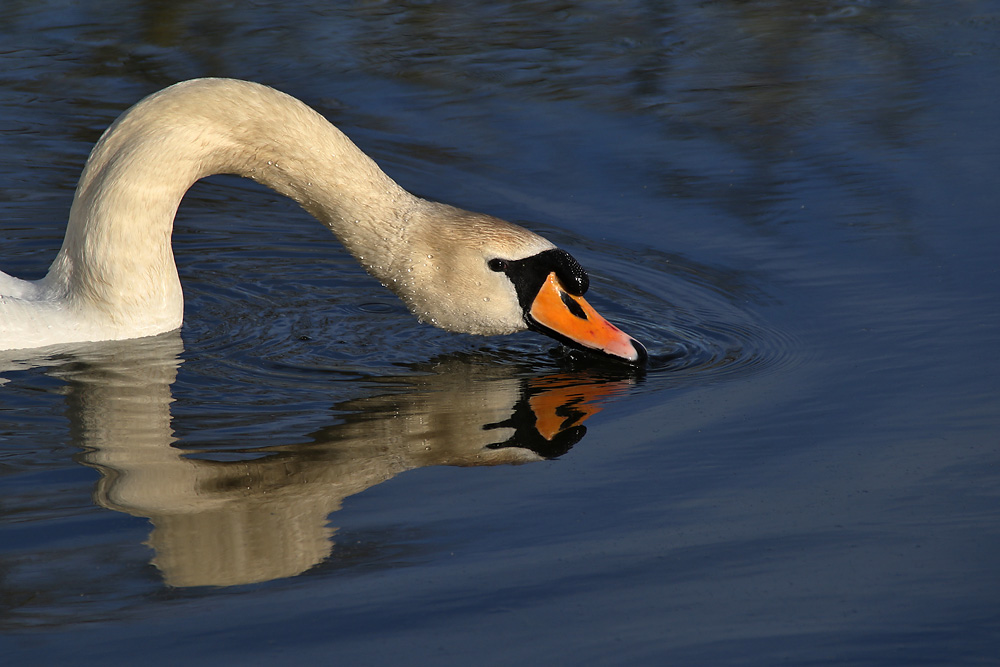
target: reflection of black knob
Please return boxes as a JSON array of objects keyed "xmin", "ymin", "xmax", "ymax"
[{"xmin": 483, "ymin": 392, "xmax": 588, "ymax": 459}]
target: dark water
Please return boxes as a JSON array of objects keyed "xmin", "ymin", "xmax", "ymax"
[{"xmin": 2, "ymin": 1, "xmax": 998, "ymax": 664}]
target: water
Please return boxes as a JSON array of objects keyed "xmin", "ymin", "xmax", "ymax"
[{"xmin": 2, "ymin": 1, "xmax": 999, "ymax": 664}]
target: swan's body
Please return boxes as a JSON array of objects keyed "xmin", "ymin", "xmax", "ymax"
[{"xmin": 0, "ymin": 79, "xmax": 643, "ymax": 362}]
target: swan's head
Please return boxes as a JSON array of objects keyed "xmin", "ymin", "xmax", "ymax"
[{"xmin": 388, "ymin": 206, "xmax": 646, "ymax": 365}]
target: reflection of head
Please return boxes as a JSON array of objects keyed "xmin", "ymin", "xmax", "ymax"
[
  {"xmin": 486, "ymin": 372, "xmax": 631, "ymax": 459},
  {"xmin": 64, "ymin": 344, "xmax": 634, "ymax": 587}
]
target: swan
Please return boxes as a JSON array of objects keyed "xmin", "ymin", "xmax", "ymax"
[{"xmin": 0, "ymin": 78, "xmax": 645, "ymax": 363}]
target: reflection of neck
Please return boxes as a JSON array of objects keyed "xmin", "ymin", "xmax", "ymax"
[
  {"xmin": 66, "ymin": 335, "xmax": 341, "ymax": 587},
  {"xmin": 65, "ymin": 344, "xmax": 628, "ymax": 587}
]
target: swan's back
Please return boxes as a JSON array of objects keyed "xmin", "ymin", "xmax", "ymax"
[{"xmin": 0, "ymin": 270, "xmax": 35, "ymax": 299}]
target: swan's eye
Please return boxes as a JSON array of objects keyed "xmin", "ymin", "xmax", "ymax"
[{"xmin": 488, "ymin": 258, "xmax": 508, "ymax": 272}]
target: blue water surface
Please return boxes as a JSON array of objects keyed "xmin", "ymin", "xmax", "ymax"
[{"xmin": 1, "ymin": 1, "xmax": 998, "ymax": 664}]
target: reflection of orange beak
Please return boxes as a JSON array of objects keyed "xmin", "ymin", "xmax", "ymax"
[
  {"xmin": 529, "ymin": 273, "xmax": 646, "ymax": 365},
  {"xmin": 528, "ymin": 374, "xmax": 633, "ymax": 440}
]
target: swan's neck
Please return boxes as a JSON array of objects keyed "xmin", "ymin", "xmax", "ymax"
[{"xmin": 47, "ymin": 79, "xmax": 415, "ymax": 334}]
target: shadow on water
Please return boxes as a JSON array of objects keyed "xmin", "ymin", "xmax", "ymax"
[{"xmin": 22, "ymin": 333, "xmax": 637, "ymax": 588}]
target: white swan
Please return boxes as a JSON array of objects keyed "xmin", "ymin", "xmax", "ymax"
[{"xmin": 0, "ymin": 79, "xmax": 644, "ymax": 363}]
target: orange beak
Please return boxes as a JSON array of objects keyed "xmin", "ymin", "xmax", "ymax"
[{"xmin": 529, "ymin": 273, "xmax": 646, "ymax": 365}]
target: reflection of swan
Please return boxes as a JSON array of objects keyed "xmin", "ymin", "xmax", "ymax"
[
  {"xmin": 56, "ymin": 336, "xmax": 634, "ymax": 587},
  {"xmin": 0, "ymin": 78, "xmax": 643, "ymax": 363}
]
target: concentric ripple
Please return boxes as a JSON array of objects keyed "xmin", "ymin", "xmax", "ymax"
[
  {"xmin": 174, "ymin": 210, "xmax": 796, "ymax": 397},
  {"xmin": 563, "ymin": 240, "xmax": 799, "ymax": 385}
]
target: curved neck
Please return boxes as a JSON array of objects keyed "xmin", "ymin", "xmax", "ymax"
[{"xmin": 48, "ymin": 79, "xmax": 416, "ymax": 330}]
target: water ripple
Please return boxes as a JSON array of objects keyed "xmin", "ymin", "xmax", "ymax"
[
  {"xmin": 555, "ymin": 238, "xmax": 798, "ymax": 387},
  {"xmin": 174, "ymin": 222, "xmax": 795, "ymax": 392}
]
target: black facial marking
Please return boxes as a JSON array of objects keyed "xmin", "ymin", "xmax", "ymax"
[
  {"xmin": 492, "ymin": 248, "xmax": 591, "ymax": 316},
  {"xmin": 560, "ymin": 289, "xmax": 588, "ymax": 320}
]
